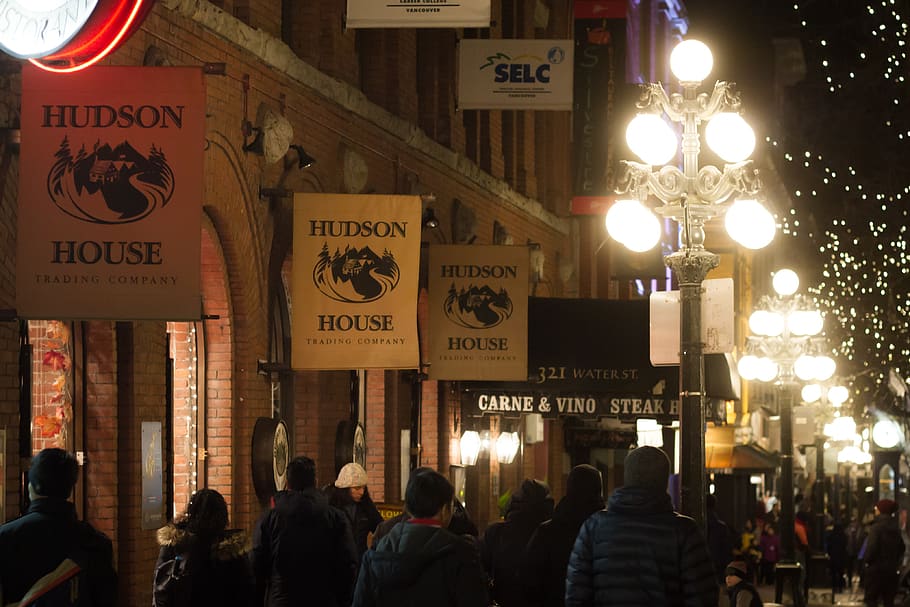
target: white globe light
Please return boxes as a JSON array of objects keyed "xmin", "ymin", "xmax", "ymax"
[
  {"xmin": 606, "ymin": 200, "xmax": 661, "ymax": 251},
  {"xmin": 815, "ymin": 355, "xmax": 836, "ymax": 381},
  {"xmin": 724, "ymin": 199, "xmax": 776, "ymax": 249},
  {"xmin": 788, "ymin": 310, "xmax": 824, "ymax": 336},
  {"xmin": 623, "ymin": 206, "xmax": 662, "ymax": 252},
  {"xmin": 705, "ymin": 113, "xmax": 756, "ymax": 163},
  {"xmin": 670, "ymin": 39, "xmax": 713, "ymax": 82},
  {"xmin": 626, "ymin": 114, "xmax": 678, "ymax": 165},
  {"xmin": 827, "ymin": 385, "xmax": 849, "ymax": 406},
  {"xmin": 737, "ymin": 354, "xmax": 761, "ymax": 380},
  {"xmin": 794, "ymin": 355, "xmax": 818, "ymax": 381},
  {"xmin": 756, "ymin": 357, "xmax": 779, "ymax": 382},
  {"xmin": 801, "ymin": 383, "xmax": 822, "ymax": 403},
  {"xmin": 605, "ymin": 199, "xmax": 642, "ymax": 243},
  {"xmin": 772, "ymin": 268, "xmax": 799, "ymax": 296},
  {"xmin": 827, "ymin": 416, "xmax": 857, "ymax": 442}
]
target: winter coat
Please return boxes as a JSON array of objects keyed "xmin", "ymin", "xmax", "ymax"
[
  {"xmin": 480, "ymin": 480, "xmax": 554, "ymax": 607},
  {"xmin": 352, "ymin": 519, "xmax": 490, "ymax": 607},
  {"xmin": 521, "ymin": 493, "xmax": 604, "ymax": 607},
  {"xmin": 565, "ymin": 486, "xmax": 718, "ymax": 607},
  {"xmin": 864, "ymin": 513, "xmax": 905, "ymax": 575},
  {"xmin": 327, "ymin": 485, "xmax": 384, "ymax": 561},
  {"xmin": 0, "ymin": 497, "xmax": 117, "ymax": 606},
  {"xmin": 759, "ymin": 532, "xmax": 781, "ymax": 564},
  {"xmin": 727, "ymin": 580, "xmax": 762, "ymax": 607},
  {"xmin": 253, "ymin": 488, "xmax": 359, "ymax": 607},
  {"xmin": 154, "ymin": 524, "xmax": 254, "ymax": 607}
]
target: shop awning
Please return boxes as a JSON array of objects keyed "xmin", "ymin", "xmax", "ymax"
[
  {"xmin": 461, "ymin": 298, "xmax": 740, "ymax": 422},
  {"xmin": 705, "ymin": 428, "xmax": 779, "ymax": 472}
]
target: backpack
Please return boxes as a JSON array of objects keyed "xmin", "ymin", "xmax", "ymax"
[{"xmin": 152, "ymin": 554, "xmax": 192, "ymax": 607}]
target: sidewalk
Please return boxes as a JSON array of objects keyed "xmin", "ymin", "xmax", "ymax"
[{"xmin": 754, "ymin": 580, "xmax": 865, "ymax": 607}]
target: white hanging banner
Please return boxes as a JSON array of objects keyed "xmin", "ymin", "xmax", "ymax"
[
  {"xmin": 458, "ymin": 39, "xmax": 574, "ymax": 110},
  {"xmin": 346, "ymin": 0, "xmax": 490, "ymax": 28}
]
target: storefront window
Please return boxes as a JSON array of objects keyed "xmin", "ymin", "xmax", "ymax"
[{"xmin": 29, "ymin": 321, "xmax": 73, "ymax": 451}]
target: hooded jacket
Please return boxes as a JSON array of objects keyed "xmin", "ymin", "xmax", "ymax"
[
  {"xmin": 253, "ymin": 488, "xmax": 359, "ymax": 607},
  {"xmin": 521, "ymin": 482, "xmax": 604, "ymax": 607},
  {"xmin": 0, "ymin": 497, "xmax": 117, "ymax": 607},
  {"xmin": 155, "ymin": 524, "xmax": 254, "ymax": 607},
  {"xmin": 352, "ymin": 520, "xmax": 490, "ymax": 607},
  {"xmin": 480, "ymin": 479, "xmax": 555, "ymax": 607},
  {"xmin": 565, "ymin": 486, "xmax": 718, "ymax": 607}
]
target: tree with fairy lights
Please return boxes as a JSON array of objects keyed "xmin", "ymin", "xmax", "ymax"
[{"xmin": 767, "ymin": 1, "xmax": 910, "ymax": 419}]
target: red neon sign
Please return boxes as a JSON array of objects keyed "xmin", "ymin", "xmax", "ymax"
[{"xmin": 25, "ymin": 0, "xmax": 156, "ymax": 73}]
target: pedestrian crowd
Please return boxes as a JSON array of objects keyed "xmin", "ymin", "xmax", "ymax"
[{"xmin": 1, "ymin": 447, "xmax": 907, "ymax": 607}]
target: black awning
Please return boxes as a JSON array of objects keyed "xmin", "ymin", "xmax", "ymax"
[{"xmin": 463, "ymin": 298, "xmax": 740, "ymax": 409}]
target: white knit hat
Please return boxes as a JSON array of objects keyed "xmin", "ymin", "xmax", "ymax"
[{"xmin": 335, "ymin": 462, "xmax": 368, "ymax": 488}]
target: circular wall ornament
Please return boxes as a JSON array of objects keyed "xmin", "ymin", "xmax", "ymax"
[
  {"xmin": 252, "ymin": 417, "xmax": 290, "ymax": 503},
  {"xmin": 342, "ymin": 147, "xmax": 368, "ymax": 194},
  {"xmin": 334, "ymin": 420, "xmax": 366, "ymax": 475}
]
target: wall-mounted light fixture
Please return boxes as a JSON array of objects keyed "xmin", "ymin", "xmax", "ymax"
[
  {"xmin": 288, "ymin": 144, "xmax": 316, "ymax": 169},
  {"xmin": 460, "ymin": 430, "xmax": 481, "ymax": 466},
  {"xmin": 423, "ymin": 208, "xmax": 440, "ymax": 230},
  {"xmin": 636, "ymin": 418, "xmax": 663, "ymax": 448},
  {"xmin": 495, "ymin": 431, "xmax": 521, "ymax": 464}
]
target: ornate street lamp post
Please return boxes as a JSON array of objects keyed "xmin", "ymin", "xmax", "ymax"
[
  {"xmin": 608, "ymin": 39, "xmax": 776, "ymax": 526},
  {"xmin": 738, "ymin": 268, "xmax": 835, "ymax": 604}
]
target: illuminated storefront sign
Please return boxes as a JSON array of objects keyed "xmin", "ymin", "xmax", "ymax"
[{"xmin": 0, "ymin": 0, "xmax": 154, "ymax": 72}]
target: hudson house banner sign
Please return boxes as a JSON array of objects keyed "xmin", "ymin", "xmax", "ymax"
[
  {"xmin": 291, "ymin": 194, "xmax": 421, "ymax": 370},
  {"xmin": 17, "ymin": 65, "xmax": 205, "ymax": 320},
  {"xmin": 345, "ymin": 0, "xmax": 490, "ymax": 28},
  {"xmin": 427, "ymin": 245, "xmax": 528, "ymax": 381}
]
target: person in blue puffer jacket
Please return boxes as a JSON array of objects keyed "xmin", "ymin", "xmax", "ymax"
[{"xmin": 565, "ymin": 446, "xmax": 718, "ymax": 607}]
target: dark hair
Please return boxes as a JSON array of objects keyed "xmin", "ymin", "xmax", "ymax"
[
  {"xmin": 405, "ymin": 469, "xmax": 454, "ymax": 518},
  {"xmin": 28, "ymin": 448, "xmax": 79, "ymax": 499},
  {"xmin": 286, "ymin": 456, "xmax": 316, "ymax": 490},
  {"xmin": 179, "ymin": 488, "xmax": 228, "ymax": 538}
]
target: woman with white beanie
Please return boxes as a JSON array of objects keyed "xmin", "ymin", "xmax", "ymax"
[{"xmin": 326, "ymin": 462, "xmax": 383, "ymax": 562}]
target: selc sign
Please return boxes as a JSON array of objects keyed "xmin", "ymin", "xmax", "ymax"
[{"xmin": 0, "ymin": 0, "xmax": 155, "ymax": 73}]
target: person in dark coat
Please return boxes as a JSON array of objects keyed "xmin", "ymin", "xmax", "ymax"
[
  {"xmin": 352, "ymin": 467, "xmax": 489, "ymax": 607},
  {"xmin": 0, "ymin": 448, "xmax": 117, "ymax": 607},
  {"xmin": 565, "ymin": 446, "xmax": 718, "ymax": 607},
  {"xmin": 724, "ymin": 560, "xmax": 762, "ymax": 607},
  {"xmin": 371, "ymin": 468, "xmax": 479, "ymax": 547},
  {"xmin": 480, "ymin": 478, "xmax": 555, "ymax": 607},
  {"xmin": 863, "ymin": 499, "xmax": 905, "ymax": 607},
  {"xmin": 824, "ymin": 520, "xmax": 848, "ymax": 593},
  {"xmin": 706, "ymin": 493, "xmax": 735, "ymax": 585},
  {"xmin": 154, "ymin": 488, "xmax": 254, "ymax": 607},
  {"xmin": 521, "ymin": 464, "xmax": 605, "ymax": 607},
  {"xmin": 327, "ymin": 462, "xmax": 384, "ymax": 561},
  {"xmin": 253, "ymin": 456, "xmax": 359, "ymax": 607}
]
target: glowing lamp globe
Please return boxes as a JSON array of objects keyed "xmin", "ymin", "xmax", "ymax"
[
  {"xmin": 772, "ymin": 269, "xmax": 799, "ymax": 296},
  {"xmin": 670, "ymin": 39, "xmax": 713, "ymax": 83},
  {"xmin": 794, "ymin": 355, "xmax": 818, "ymax": 381},
  {"xmin": 749, "ymin": 309, "xmax": 784, "ymax": 337},
  {"xmin": 626, "ymin": 114, "xmax": 678, "ymax": 166},
  {"xmin": 605, "ymin": 200, "xmax": 661, "ymax": 252},
  {"xmin": 459, "ymin": 431, "xmax": 481, "ymax": 466},
  {"xmin": 737, "ymin": 355, "xmax": 761, "ymax": 380},
  {"xmin": 724, "ymin": 199, "xmax": 775, "ymax": 250},
  {"xmin": 801, "ymin": 383, "xmax": 822, "ymax": 403},
  {"xmin": 815, "ymin": 356, "xmax": 836, "ymax": 381},
  {"xmin": 705, "ymin": 113, "xmax": 756, "ymax": 163},
  {"xmin": 827, "ymin": 385, "xmax": 849, "ymax": 406},
  {"xmin": 789, "ymin": 310, "xmax": 824, "ymax": 336},
  {"xmin": 755, "ymin": 357, "xmax": 779, "ymax": 383}
]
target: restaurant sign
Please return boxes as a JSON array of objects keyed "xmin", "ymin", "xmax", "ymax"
[{"xmin": 464, "ymin": 390, "xmax": 680, "ymax": 422}]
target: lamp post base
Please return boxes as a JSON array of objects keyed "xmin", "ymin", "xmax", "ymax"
[{"xmin": 774, "ymin": 561, "xmax": 805, "ymax": 607}]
